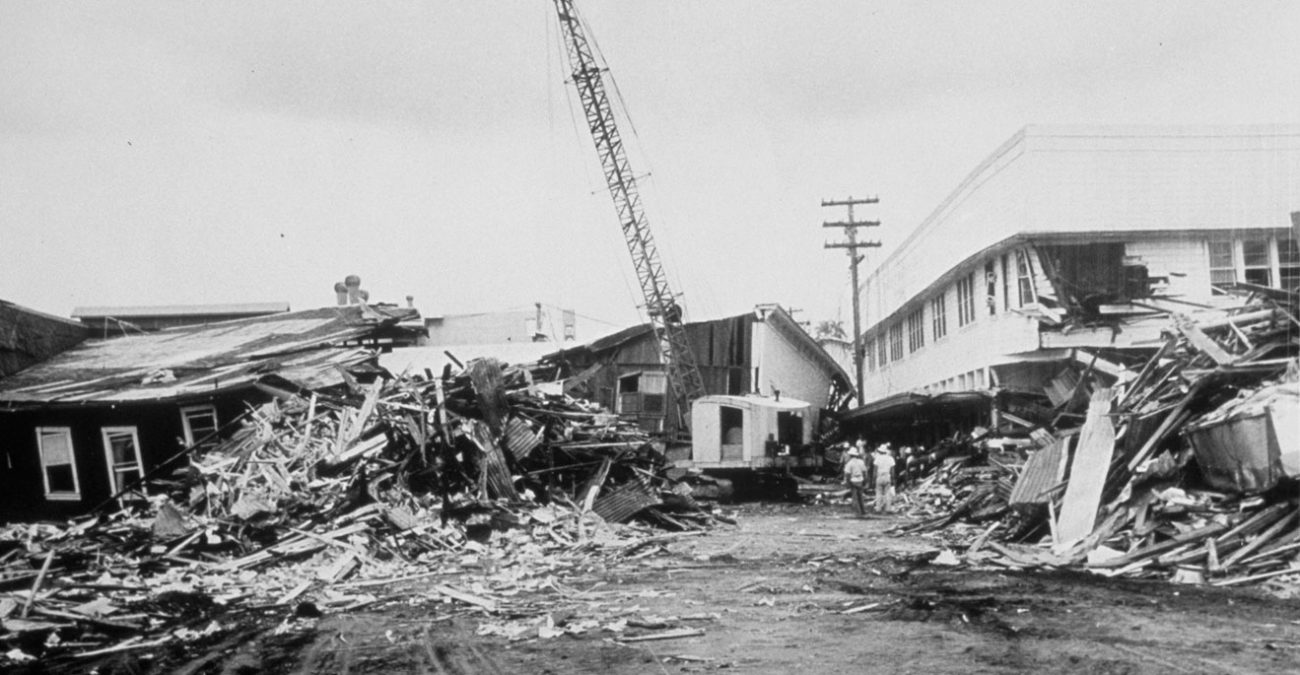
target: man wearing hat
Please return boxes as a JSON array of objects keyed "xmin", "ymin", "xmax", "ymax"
[
  {"xmin": 841, "ymin": 443, "xmax": 869, "ymax": 516},
  {"xmin": 872, "ymin": 443, "xmax": 897, "ymax": 513}
]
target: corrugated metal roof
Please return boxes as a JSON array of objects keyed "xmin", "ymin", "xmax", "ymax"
[
  {"xmin": 0, "ymin": 305, "xmax": 419, "ymax": 404},
  {"xmin": 1008, "ymin": 436, "xmax": 1069, "ymax": 506}
]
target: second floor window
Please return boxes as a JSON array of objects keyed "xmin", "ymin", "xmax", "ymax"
[
  {"xmin": 931, "ymin": 294, "xmax": 947, "ymax": 340},
  {"xmin": 957, "ymin": 274, "xmax": 977, "ymax": 326},
  {"xmin": 907, "ymin": 309, "xmax": 925, "ymax": 352}
]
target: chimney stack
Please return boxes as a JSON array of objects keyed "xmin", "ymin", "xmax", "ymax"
[
  {"xmin": 344, "ymin": 275, "xmax": 362, "ymax": 305},
  {"xmin": 334, "ymin": 282, "xmax": 348, "ymax": 306}
]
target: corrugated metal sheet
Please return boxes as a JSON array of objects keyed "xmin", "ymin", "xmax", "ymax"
[
  {"xmin": 1008, "ymin": 436, "xmax": 1069, "ymax": 506},
  {"xmin": 592, "ymin": 479, "xmax": 661, "ymax": 523},
  {"xmin": 503, "ymin": 416, "xmax": 542, "ymax": 461}
]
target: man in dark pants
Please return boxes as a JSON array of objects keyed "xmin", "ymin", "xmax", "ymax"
[{"xmin": 842, "ymin": 446, "xmax": 868, "ymax": 516}]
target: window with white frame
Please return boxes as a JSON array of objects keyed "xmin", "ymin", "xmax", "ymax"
[
  {"xmin": 984, "ymin": 261, "xmax": 998, "ymax": 315},
  {"xmin": 906, "ymin": 308, "xmax": 925, "ymax": 353},
  {"xmin": 1279, "ymin": 237, "xmax": 1299, "ymax": 292},
  {"xmin": 1015, "ymin": 250, "xmax": 1035, "ymax": 307},
  {"xmin": 865, "ymin": 338, "xmax": 876, "ymax": 371},
  {"xmin": 1242, "ymin": 239, "xmax": 1272, "ymax": 286},
  {"xmin": 889, "ymin": 323, "xmax": 903, "ymax": 362},
  {"xmin": 956, "ymin": 274, "xmax": 977, "ymax": 326},
  {"xmin": 1208, "ymin": 240, "xmax": 1236, "ymax": 286},
  {"xmin": 931, "ymin": 294, "xmax": 947, "ymax": 341},
  {"xmin": 101, "ymin": 427, "xmax": 146, "ymax": 503},
  {"xmin": 877, "ymin": 337, "xmax": 888, "ymax": 369},
  {"xmin": 181, "ymin": 404, "xmax": 219, "ymax": 451},
  {"xmin": 36, "ymin": 427, "xmax": 80, "ymax": 500}
]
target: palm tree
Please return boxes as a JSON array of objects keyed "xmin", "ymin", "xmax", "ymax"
[{"xmin": 813, "ymin": 320, "xmax": 847, "ymax": 340}]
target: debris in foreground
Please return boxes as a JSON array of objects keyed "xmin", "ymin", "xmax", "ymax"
[
  {"xmin": 894, "ymin": 291, "xmax": 1300, "ymax": 591},
  {"xmin": 0, "ymin": 358, "xmax": 724, "ymax": 667}
]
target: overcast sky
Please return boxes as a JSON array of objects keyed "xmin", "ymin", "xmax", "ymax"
[{"xmin": 2, "ymin": 1, "xmax": 1297, "ymax": 339}]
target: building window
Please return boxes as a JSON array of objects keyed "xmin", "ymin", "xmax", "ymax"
[
  {"xmin": 877, "ymin": 337, "xmax": 888, "ymax": 369},
  {"xmin": 889, "ymin": 323, "xmax": 903, "ymax": 362},
  {"xmin": 931, "ymin": 294, "xmax": 947, "ymax": 341},
  {"xmin": 1001, "ymin": 254, "xmax": 1011, "ymax": 310},
  {"xmin": 865, "ymin": 338, "xmax": 876, "ymax": 372},
  {"xmin": 36, "ymin": 427, "xmax": 81, "ymax": 501},
  {"xmin": 1015, "ymin": 250, "xmax": 1036, "ymax": 307},
  {"xmin": 1279, "ymin": 237, "xmax": 1299, "ymax": 292},
  {"xmin": 101, "ymin": 427, "xmax": 146, "ymax": 503},
  {"xmin": 1242, "ymin": 239, "xmax": 1272, "ymax": 286},
  {"xmin": 181, "ymin": 405, "xmax": 220, "ymax": 451},
  {"xmin": 1208, "ymin": 240, "xmax": 1236, "ymax": 286},
  {"xmin": 906, "ymin": 308, "xmax": 925, "ymax": 353},
  {"xmin": 956, "ymin": 273, "xmax": 977, "ymax": 326},
  {"xmin": 617, "ymin": 372, "xmax": 666, "ymax": 417},
  {"xmin": 984, "ymin": 261, "xmax": 998, "ymax": 315}
]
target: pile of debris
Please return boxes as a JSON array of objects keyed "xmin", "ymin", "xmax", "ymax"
[
  {"xmin": 898, "ymin": 292, "xmax": 1300, "ymax": 589},
  {"xmin": 0, "ymin": 358, "xmax": 723, "ymax": 666}
]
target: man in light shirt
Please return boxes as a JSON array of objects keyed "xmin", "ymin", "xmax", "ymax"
[
  {"xmin": 872, "ymin": 443, "xmax": 896, "ymax": 513},
  {"xmin": 842, "ymin": 445, "xmax": 869, "ymax": 516}
]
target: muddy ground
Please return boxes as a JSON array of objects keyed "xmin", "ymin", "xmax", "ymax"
[{"xmin": 30, "ymin": 502, "xmax": 1300, "ymax": 674}]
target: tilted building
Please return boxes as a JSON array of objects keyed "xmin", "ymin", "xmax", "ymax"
[{"xmin": 848, "ymin": 125, "xmax": 1299, "ymax": 440}]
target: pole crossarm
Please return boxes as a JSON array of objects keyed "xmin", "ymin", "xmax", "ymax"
[
  {"xmin": 821, "ymin": 197, "xmax": 879, "ymax": 207},
  {"xmin": 824, "ymin": 241, "xmax": 881, "ymax": 249},
  {"xmin": 822, "ymin": 220, "xmax": 881, "ymax": 228}
]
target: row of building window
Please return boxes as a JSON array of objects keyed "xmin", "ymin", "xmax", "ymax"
[
  {"xmin": 862, "ymin": 236, "xmax": 1297, "ymax": 373},
  {"xmin": 34, "ymin": 405, "xmax": 218, "ymax": 501},
  {"xmin": 865, "ymin": 265, "xmax": 991, "ymax": 371},
  {"xmin": 1209, "ymin": 237, "xmax": 1299, "ymax": 292}
]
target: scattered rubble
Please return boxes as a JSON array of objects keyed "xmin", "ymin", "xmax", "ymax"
[
  {"xmin": 0, "ymin": 358, "xmax": 726, "ymax": 668},
  {"xmin": 895, "ymin": 291, "xmax": 1300, "ymax": 590}
]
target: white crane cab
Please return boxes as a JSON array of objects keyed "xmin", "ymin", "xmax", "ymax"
[{"xmin": 688, "ymin": 394, "xmax": 814, "ymax": 470}]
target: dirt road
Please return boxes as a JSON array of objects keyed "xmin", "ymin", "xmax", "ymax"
[{"xmin": 52, "ymin": 503, "xmax": 1300, "ymax": 674}]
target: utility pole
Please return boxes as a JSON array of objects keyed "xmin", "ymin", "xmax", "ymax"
[{"xmin": 822, "ymin": 196, "xmax": 881, "ymax": 405}]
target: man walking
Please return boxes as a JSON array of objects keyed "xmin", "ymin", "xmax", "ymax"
[
  {"xmin": 872, "ymin": 443, "xmax": 896, "ymax": 513},
  {"xmin": 842, "ymin": 445, "xmax": 869, "ymax": 516}
]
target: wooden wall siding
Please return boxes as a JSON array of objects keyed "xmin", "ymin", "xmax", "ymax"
[
  {"xmin": 1124, "ymin": 236, "xmax": 1215, "ymax": 304},
  {"xmin": 0, "ymin": 394, "xmax": 260, "ymax": 520}
]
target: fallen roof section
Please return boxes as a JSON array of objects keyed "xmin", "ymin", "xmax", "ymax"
[
  {"xmin": 71, "ymin": 302, "xmax": 292, "ymax": 319},
  {"xmin": 0, "ymin": 304, "xmax": 421, "ymax": 406}
]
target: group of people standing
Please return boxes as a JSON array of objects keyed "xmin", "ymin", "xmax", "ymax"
[{"xmin": 840, "ymin": 439, "xmax": 897, "ymax": 516}]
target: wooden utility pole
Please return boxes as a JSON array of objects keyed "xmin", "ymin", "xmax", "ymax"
[{"xmin": 822, "ymin": 196, "xmax": 880, "ymax": 405}]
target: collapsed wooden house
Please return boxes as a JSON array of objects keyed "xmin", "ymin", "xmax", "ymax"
[{"xmin": 0, "ymin": 304, "xmax": 423, "ymax": 520}]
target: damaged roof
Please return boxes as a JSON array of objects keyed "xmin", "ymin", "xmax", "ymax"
[
  {"xmin": 0, "ymin": 304, "xmax": 422, "ymax": 406},
  {"xmin": 547, "ymin": 305, "xmax": 853, "ymax": 391}
]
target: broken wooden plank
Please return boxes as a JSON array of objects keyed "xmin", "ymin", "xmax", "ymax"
[
  {"xmin": 1176, "ymin": 315, "xmax": 1237, "ymax": 365},
  {"xmin": 622, "ymin": 628, "xmax": 706, "ymax": 643},
  {"xmin": 1056, "ymin": 389, "xmax": 1116, "ymax": 545},
  {"xmin": 1088, "ymin": 521, "xmax": 1228, "ymax": 569}
]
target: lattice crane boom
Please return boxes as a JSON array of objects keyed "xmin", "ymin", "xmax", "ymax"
[{"xmin": 552, "ymin": 0, "xmax": 707, "ymax": 433}]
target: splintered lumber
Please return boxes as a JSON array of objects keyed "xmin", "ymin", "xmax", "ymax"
[
  {"xmin": 1175, "ymin": 315, "xmax": 1237, "ymax": 365},
  {"xmin": 1056, "ymin": 389, "xmax": 1115, "ymax": 545},
  {"xmin": 1089, "ymin": 521, "xmax": 1229, "ymax": 569},
  {"xmin": 20, "ymin": 551, "xmax": 55, "ymax": 618},
  {"xmin": 1218, "ymin": 510, "xmax": 1299, "ymax": 571}
]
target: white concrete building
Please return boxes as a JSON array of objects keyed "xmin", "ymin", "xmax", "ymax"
[{"xmin": 857, "ymin": 125, "xmax": 1299, "ymax": 406}]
